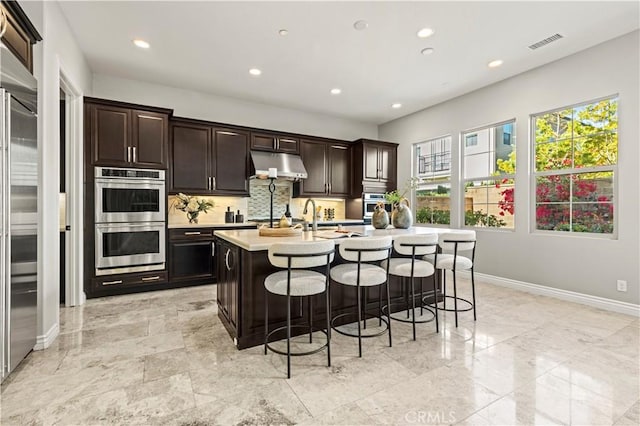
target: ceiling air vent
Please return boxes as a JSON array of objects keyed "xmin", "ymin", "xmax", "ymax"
[{"xmin": 528, "ymin": 33, "xmax": 564, "ymax": 50}]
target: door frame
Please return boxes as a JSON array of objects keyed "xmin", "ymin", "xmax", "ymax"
[{"xmin": 59, "ymin": 63, "xmax": 84, "ymax": 307}]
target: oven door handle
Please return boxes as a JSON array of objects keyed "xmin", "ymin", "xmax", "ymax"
[{"xmin": 96, "ymin": 223, "xmax": 165, "ymax": 230}]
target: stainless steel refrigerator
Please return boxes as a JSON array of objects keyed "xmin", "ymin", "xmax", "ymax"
[{"xmin": 0, "ymin": 42, "xmax": 38, "ymax": 383}]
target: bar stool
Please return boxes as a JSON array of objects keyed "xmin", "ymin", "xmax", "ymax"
[
  {"xmin": 381, "ymin": 234, "xmax": 439, "ymax": 340},
  {"xmin": 264, "ymin": 240, "xmax": 335, "ymax": 378},
  {"xmin": 424, "ymin": 231, "xmax": 477, "ymax": 327},
  {"xmin": 329, "ymin": 236, "xmax": 393, "ymax": 357}
]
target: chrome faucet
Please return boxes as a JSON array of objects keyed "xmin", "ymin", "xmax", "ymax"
[{"xmin": 303, "ymin": 198, "xmax": 317, "ymax": 231}]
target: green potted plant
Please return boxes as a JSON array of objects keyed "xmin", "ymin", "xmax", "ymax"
[{"xmin": 384, "ymin": 178, "xmax": 420, "ymax": 229}]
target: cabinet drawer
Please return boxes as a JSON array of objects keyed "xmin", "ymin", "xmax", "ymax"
[
  {"xmin": 169, "ymin": 228, "xmax": 214, "ymax": 240},
  {"xmin": 92, "ymin": 271, "xmax": 168, "ymax": 291}
]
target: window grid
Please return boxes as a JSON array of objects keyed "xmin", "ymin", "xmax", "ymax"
[{"xmin": 532, "ymin": 96, "xmax": 617, "ymax": 235}]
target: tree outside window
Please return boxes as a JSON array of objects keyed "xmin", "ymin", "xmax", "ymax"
[{"xmin": 531, "ymin": 97, "xmax": 617, "ymax": 234}]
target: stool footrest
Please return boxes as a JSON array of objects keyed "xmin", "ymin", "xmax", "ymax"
[
  {"xmin": 382, "ymin": 302, "xmax": 437, "ymax": 324},
  {"xmin": 331, "ymin": 312, "xmax": 389, "ymax": 338},
  {"xmin": 423, "ymin": 295, "xmax": 474, "ymax": 312},
  {"xmin": 265, "ymin": 324, "xmax": 329, "ymax": 357}
]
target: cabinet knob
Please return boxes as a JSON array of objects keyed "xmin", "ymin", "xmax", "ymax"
[
  {"xmin": 127, "ymin": 146, "xmax": 132, "ymax": 163},
  {"xmin": 141, "ymin": 276, "xmax": 161, "ymax": 282},
  {"xmin": 132, "ymin": 147, "xmax": 137, "ymax": 163}
]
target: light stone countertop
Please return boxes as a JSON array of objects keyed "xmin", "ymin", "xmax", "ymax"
[
  {"xmin": 214, "ymin": 225, "xmax": 452, "ymax": 251},
  {"xmin": 168, "ymin": 222, "xmax": 258, "ymax": 229}
]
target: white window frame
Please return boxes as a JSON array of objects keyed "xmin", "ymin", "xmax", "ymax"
[
  {"xmin": 530, "ymin": 95, "xmax": 618, "ymax": 238},
  {"xmin": 461, "ymin": 119, "xmax": 516, "ymax": 231}
]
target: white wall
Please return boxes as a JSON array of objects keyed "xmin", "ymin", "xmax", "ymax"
[
  {"xmin": 21, "ymin": 0, "xmax": 92, "ymax": 346},
  {"xmin": 92, "ymin": 74, "xmax": 377, "ymax": 141},
  {"xmin": 379, "ymin": 31, "xmax": 640, "ymax": 305}
]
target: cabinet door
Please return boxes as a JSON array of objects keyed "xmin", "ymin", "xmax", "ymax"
[
  {"xmin": 363, "ymin": 144, "xmax": 380, "ymax": 181},
  {"xmin": 227, "ymin": 245, "xmax": 239, "ymax": 328},
  {"xmin": 132, "ymin": 110, "xmax": 168, "ymax": 169},
  {"xmin": 217, "ymin": 241, "xmax": 229, "ymax": 317},
  {"xmin": 250, "ymin": 133, "xmax": 276, "ymax": 151},
  {"xmin": 276, "ymin": 137, "xmax": 299, "ymax": 154},
  {"xmin": 91, "ymin": 104, "xmax": 130, "ymax": 167},
  {"xmin": 213, "ymin": 128, "xmax": 249, "ymax": 195},
  {"xmin": 328, "ymin": 144, "xmax": 351, "ymax": 196},
  {"xmin": 378, "ymin": 145, "xmax": 396, "ymax": 184},
  {"xmin": 169, "ymin": 240, "xmax": 214, "ymax": 282},
  {"xmin": 298, "ymin": 139, "xmax": 328, "ymax": 196},
  {"xmin": 170, "ymin": 123, "xmax": 212, "ymax": 193}
]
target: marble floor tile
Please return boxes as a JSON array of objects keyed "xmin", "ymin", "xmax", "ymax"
[{"xmin": 2, "ymin": 282, "xmax": 638, "ymax": 426}]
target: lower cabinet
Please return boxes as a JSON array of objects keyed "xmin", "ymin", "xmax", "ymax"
[
  {"xmin": 91, "ymin": 271, "xmax": 169, "ymax": 296},
  {"xmin": 168, "ymin": 228, "xmax": 215, "ymax": 283},
  {"xmin": 216, "ymin": 238, "xmax": 239, "ymax": 332}
]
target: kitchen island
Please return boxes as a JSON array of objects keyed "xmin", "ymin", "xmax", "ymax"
[{"xmin": 214, "ymin": 225, "xmax": 449, "ymax": 349}]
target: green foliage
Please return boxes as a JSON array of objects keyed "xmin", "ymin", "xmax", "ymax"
[
  {"xmin": 415, "ymin": 207, "xmax": 506, "ymax": 228},
  {"xmin": 385, "ymin": 177, "xmax": 420, "ymax": 205}
]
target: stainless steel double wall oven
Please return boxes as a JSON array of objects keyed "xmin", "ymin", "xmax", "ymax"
[{"xmin": 94, "ymin": 167, "xmax": 166, "ymax": 275}]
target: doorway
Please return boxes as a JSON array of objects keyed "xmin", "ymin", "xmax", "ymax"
[
  {"xmin": 59, "ymin": 88, "xmax": 66, "ymax": 305},
  {"xmin": 59, "ymin": 69, "xmax": 84, "ymax": 307}
]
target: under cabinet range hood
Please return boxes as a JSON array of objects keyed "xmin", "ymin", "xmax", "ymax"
[{"xmin": 250, "ymin": 151, "xmax": 308, "ymax": 180}]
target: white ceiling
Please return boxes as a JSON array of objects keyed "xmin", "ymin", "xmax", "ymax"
[{"xmin": 58, "ymin": 1, "xmax": 639, "ymax": 125}]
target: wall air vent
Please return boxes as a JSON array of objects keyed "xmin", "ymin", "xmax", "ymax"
[{"xmin": 528, "ymin": 33, "xmax": 564, "ymax": 50}]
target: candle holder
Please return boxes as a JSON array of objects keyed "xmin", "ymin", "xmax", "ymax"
[{"xmin": 269, "ymin": 178, "xmax": 276, "ymax": 228}]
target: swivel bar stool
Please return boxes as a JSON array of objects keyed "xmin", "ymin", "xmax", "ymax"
[
  {"xmin": 424, "ymin": 231, "xmax": 477, "ymax": 327},
  {"xmin": 264, "ymin": 240, "xmax": 335, "ymax": 378},
  {"xmin": 381, "ymin": 234, "xmax": 439, "ymax": 340},
  {"xmin": 330, "ymin": 236, "xmax": 393, "ymax": 357}
]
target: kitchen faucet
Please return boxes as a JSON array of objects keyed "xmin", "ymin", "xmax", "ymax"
[{"xmin": 303, "ymin": 198, "xmax": 317, "ymax": 231}]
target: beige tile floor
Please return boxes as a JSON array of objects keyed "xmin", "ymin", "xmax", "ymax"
[{"xmin": 1, "ymin": 278, "xmax": 638, "ymax": 425}]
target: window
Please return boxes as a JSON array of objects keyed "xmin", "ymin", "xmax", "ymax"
[
  {"xmin": 413, "ymin": 136, "xmax": 452, "ymax": 225},
  {"xmin": 462, "ymin": 121, "xmax": 516, "ymax": 229},
  {"xmin": 465, "ymin": 134, "xmax": 478, "ymax": 147},
  {"xmin": 533, "ymin": 97, "xmax": 617, "ymax": 234}
]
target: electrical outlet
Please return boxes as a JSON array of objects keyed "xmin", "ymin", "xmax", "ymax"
[{"xmin": 616, "ymin": 280, "xmax": 627, "ymax": 292}]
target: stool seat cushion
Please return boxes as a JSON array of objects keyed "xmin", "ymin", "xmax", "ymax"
[
  {"xmin": 423, "ymin": 254, "xmax": 473, "ymax": 270},
  {"xmin": 264, "ymin": 270, "xmax": 327, "ymax": 296},
  {"xmin": 330, "ymin": 263, "xmax": 387, "ymax": 287},
  {"xmin": 381, "ymin": 258, "xmax": 435, "ymax": 278}
]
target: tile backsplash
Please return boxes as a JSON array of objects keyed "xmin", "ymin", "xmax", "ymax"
[{"xmin": 168, "ymin": 179, "xmax": 347, "ymax": 225}]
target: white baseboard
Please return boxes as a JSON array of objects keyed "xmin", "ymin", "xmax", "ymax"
[
  {"xmin": 34, "ymin": 323, "xmax": 59, "ymax": 351},
  {"xmin": 461, "ymin": 271, "xmax": 640, "ymax": 317}
]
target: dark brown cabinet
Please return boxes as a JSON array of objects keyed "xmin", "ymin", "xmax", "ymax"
[
  {"xmin": 169, "ymin": 229, "xmax": 215, "ymax": 283},
  {"xmin": 170, "ymin": 121, "xmax": 211, "ymax": 192},
  {"xmin": 0, "ymin": 1, "xmax": 41, "ymax": 74},
  {"xmin": 217, "ymin": 238, "xmax": 239, "ymax": 331},
  {"xmin": 90, "ymin": 271, "xmax": 169, "ymax": 296},
  {"xmin": 294, "ymin": 139, "xmax": 351, "ymax": 198},
  {"xmin": 86, "ymin": 98, "xmax": 170, "ymax": 169},
  {"xmin": 250, "ymin": 132, "xmax": 299, "ymax": 154},
  {"xmin": 352, "ymin": 139, "xmax": 398, "ymax": 195},
  {"xmin": 169, "ymin": 119, "xmax": 250, "ymax": 196}
]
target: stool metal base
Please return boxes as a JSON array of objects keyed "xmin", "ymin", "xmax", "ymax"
[
  {"xmin": 423, "ymin": 295, "xmax": 474, "ymax": 312},
  {"xmin": 383, "ymin": 302, "xmax": 437, "ymax": 324},
  {"xmin": 331, "ymin": 312, "xmax": 389, "ymax": 339},
  {"xmin": 265, "ymin": 324, "xmax": 329, "ymax": 357}
]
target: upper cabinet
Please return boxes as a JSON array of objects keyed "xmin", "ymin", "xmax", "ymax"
[
  {"xmin": 294, "ymin": 138, "xmax": 351, "ymax": 198},
  {"xmin": 169, "ymin": 118, "xmax": 250, "ymax": 196},
  {"xmin": 250, "ymin": 132, "xmax": 299, "ymax": 154},
  {"xmin": 85, "ymin": 98, "xmax": 171, "ymax": 169},
  {"xmin": 352, "ymin": 139, "xmax": 398, "ymax": 195},
  {"xmin": 0, "ymin": 1, "xmax": 42, "ymax": 74}
]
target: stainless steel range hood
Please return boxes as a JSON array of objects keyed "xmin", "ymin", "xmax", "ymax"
[{"xmin": 250, "ymin": 151, "xmax": 308, "ymax": 180}]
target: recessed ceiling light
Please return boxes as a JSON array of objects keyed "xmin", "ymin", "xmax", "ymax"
[
  {"xmin": 353, "ymin": 20, "xmax": 368, "ymax": 31},
  {"xmin": 133, "ymin": 39, "xmax": 150, "ymax": 49},
  {"xmin": 421, "ymin": 47, "xmax": 435, "ymax": 55},
  {"xmin": 278, "ymin": 29, "xmax": 288, "ymax": 36},
  {"xmin": 417, "ymin": 28, "xmax": 434, "ymax": 38},
  {"xmin": 391, "ymin": 103, "xmax": 402, "ymax": 109},
  {"xmin": 330, "ymin": 88, "xmax": 342, "ymax": 95},
  {"xmin": 488, "ymin": 59, "xmax": 503, "ymax": 68},
  {"xmin": 249, "ymin": 68, "xmax": 262, "ymax": 76}
]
